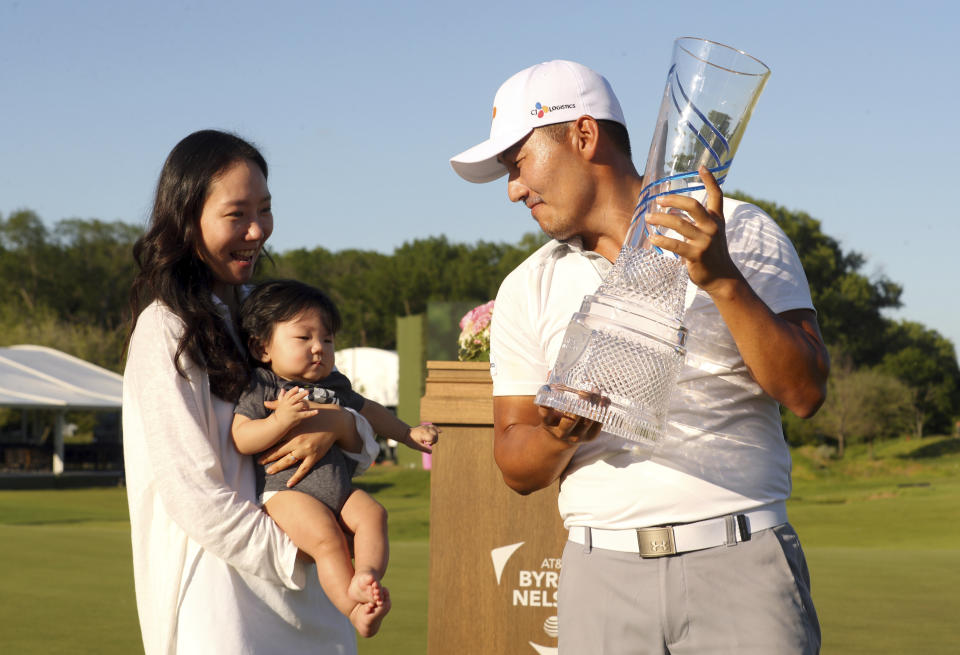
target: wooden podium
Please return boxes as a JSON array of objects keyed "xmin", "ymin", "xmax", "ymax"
[{"xmin": 421, "ymin": 361, "xmax": 567, "ymax": 655}]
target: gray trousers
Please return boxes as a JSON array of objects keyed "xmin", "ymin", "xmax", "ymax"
[{"xmin": 558, "ymin": 523, "xmax": 820, "ymax": 654}]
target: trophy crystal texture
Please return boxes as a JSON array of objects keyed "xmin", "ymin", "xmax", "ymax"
[{"xmin": 535, "ymin": 38, "xmax": 771, "ymax": 443}]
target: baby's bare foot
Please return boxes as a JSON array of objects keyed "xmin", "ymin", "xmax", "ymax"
[
  {"xmin": 350, "ymin": 586, "xmax": 391, "ymax": 638},
  {"xmin": 348, "ymin": 570, "xmax": 381, "ymax": 605}
]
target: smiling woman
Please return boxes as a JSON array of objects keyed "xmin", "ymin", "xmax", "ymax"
[
  {"xmin": 196, "ymin": 158, "xmax": 273, "ymax": 302},
  {"xmin": 122, "ymin": 130, "xmax": 375, "ymax": 654}
]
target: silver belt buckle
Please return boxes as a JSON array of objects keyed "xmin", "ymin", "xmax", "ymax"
[{"xmin": 636, "ymin": 526, "xmax": 677, "ymax": 558}]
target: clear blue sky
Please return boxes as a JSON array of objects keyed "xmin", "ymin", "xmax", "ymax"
[{"xmin": 2, "ymin": 0, "xmax": 958, "ymax": 352}]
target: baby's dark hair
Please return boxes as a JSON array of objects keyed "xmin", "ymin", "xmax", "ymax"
[{"xmin": 239, "ymin": 279, "xmax": 341, "ymax": 365}]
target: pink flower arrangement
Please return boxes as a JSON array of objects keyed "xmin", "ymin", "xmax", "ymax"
[{"xmin": 457, "ymin": 300, "xmax": 494, "ymax": 362}]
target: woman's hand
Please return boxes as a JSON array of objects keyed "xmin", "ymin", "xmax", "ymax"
[{"xmin": 259, "ymin": 404, "xmax": 357, "ymax": 487}]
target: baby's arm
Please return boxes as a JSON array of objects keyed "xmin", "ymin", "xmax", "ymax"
[
  {"xmin": 233, "ymin": 387, "xmax": 319, "ymax": 455},
  {"xmin": 359, "ymin": 400, "xmax": 439, "ymax": 454}
]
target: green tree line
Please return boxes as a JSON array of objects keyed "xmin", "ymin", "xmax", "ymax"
[
  {"xmin": 731, "ymin": 193, "xmax": 959, "ymax": 446},
  {"xmin": 1, "ymin": 199, "xmax": 957, "ymax": 446},
  {"xmin": 265, "ymin": 232, "xmax": 548, "ymax": 350}
]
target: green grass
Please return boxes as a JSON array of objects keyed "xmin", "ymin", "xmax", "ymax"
[
  {"xmin": 1, "ymin": 437, "xmax": 958, "ymax": 654},
  {"xmin": 786, "ymin": 437, "xmax": 960, "ymax": 654},
  {"xmin": 0, "ymin": 489, "xmax": 141, "ymax": 654},
  {"xmin": 355, "ymin": 466, "xmax": 430, "ymax": 655}
]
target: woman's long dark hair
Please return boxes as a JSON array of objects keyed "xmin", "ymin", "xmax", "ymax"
[{"xmin": 128, "ymin": 129, "xmax": 268, "ymax": 402}]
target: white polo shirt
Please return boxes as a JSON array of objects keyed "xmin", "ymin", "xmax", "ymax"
[{"xmin": 490, "ymin": 198, "xmax": 814, "ymax": 529}]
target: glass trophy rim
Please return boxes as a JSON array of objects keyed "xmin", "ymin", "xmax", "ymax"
[{"xmin": 675, "ymin": 36, "xmax": 770, "ymax": 78}]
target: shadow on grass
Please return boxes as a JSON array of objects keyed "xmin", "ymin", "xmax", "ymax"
[
  {"xmin": 3, "ymin": 518, "xmax": 98, "ymax": 526},
  {"xmin": 898, "ymin": 438, "xmax": 960, "ymax": 459},
  {"xmin": 792, "ymin": 497, "xmax": 847, "ymax": 504},
  {"xmin": 353, "ymin": 481, "xmax": 394, "ymax": 494}
]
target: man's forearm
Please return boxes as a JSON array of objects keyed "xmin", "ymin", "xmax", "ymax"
[
  {"xmin": 710, "ymin": 278, "xmax": 829, "ymax": 417},
  {"xmin": 493, "ymin": 422, "xmax": 580, "ymax": 494}
]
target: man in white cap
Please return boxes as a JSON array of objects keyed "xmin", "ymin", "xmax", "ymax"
[{"xmin": 451, "ymin": 60, "xmax": 827, "ymax": 654}]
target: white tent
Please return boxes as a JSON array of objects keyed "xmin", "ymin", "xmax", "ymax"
[
  {"xmin": 334, "ymin": 347, "xmax": 398, "ymax": 407},
  {"xmin": 0, "ymin": 345, "xmax": 122, "ymax": 474},
  {"xmin": 0, "ymin": 345, "xmax": 397, "ymax": 474}
]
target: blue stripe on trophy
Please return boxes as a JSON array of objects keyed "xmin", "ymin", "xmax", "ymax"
[
  {"xmin": 670, "ymin": 68, "xmax": 731, "ymax": 165},
  {"xmin": 631, "ymin": 162, "xmax": 731, "ymax": 225},
  {"xmin": 669, "ymin": 87, "xmax": 723, "ymax": 168},
  {"xmin": 629, "ymin": 68, "xmax": 736, "ymax": 257},
  {"xmin": 630, "ymin": 161, "xmax": 732, "ymax": 256}
]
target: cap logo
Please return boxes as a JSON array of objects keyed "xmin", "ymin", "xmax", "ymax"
[{"xmin": 531, "ymin": 101, "xmax": 576, "ymax": 118}]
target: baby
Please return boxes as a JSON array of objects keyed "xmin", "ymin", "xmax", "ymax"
[{"xmin": 232, "ymin": 279, "xmax": 438, "ymax": 638}]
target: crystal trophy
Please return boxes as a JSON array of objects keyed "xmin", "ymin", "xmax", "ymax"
[{"xmin": 536, "ymin": 38, "xmax": 771, "ymax": 442}]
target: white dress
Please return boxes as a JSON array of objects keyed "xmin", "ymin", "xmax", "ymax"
[{"xmin": 123, "ymin": 300, "xmax": 378, "ymax": 654}]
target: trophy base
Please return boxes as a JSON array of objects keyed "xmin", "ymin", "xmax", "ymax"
[
  {"xmin": 536, "ymin": 382, "xmax": 665, "ymax": 444},
  {"xmin": 537, "ymin": 294, "xmax": 687, "ymax": 444}
]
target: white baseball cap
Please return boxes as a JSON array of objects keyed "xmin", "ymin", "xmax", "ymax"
[{"xmin": 450, "ymin": 60, "xmax": 626, "ymax": 184}]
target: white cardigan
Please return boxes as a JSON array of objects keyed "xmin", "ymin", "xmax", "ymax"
[{"xmin": 123, "ymin": 300, "xmax": 378, "ymax": 654}]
